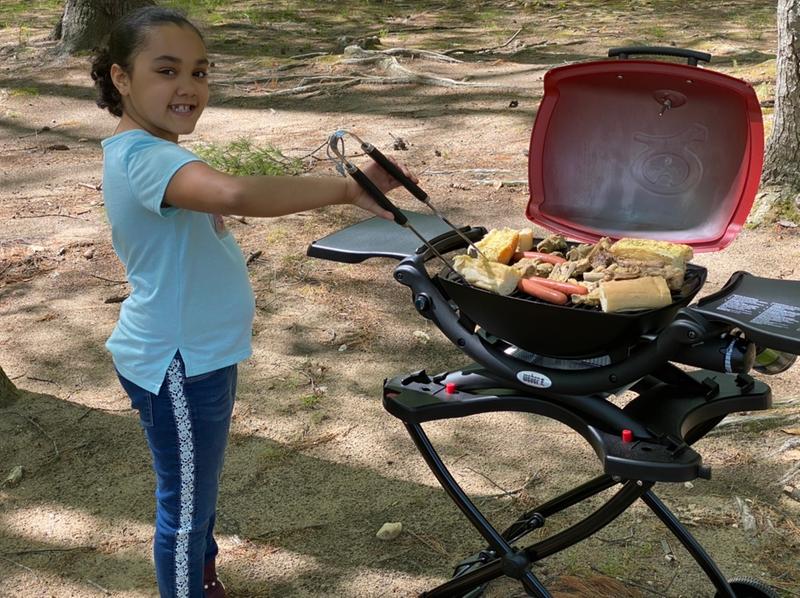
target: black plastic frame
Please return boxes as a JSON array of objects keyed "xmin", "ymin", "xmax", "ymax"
[{"xmin": 384, "ymin": 364, "xmax": 770, "ymax": 597}]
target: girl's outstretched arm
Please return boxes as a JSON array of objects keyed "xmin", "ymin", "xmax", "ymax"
[{"xmin": 164, "ymin": 159, "xmax": 414, "ymax": 220}]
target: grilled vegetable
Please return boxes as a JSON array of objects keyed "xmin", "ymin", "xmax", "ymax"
[
  {"xmin": 536, "ymin": 234, "xmax": 568, "ymax": 254},
  {"xmin": 517, "ymin": 278, "xmax": 569, "ymax": 305},
  {"xmin": 512, "ymin": 257, "xmax": 554, "ymax": 279},
  {"xmin": 512, "ymin": 251, "xmax": 567, "ymax": 264}
]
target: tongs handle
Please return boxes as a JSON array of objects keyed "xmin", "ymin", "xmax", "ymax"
[
  {"xmin": 348, "ymin": 167, "xmax": 408, "ymax": 226},
  {"xmin": 361, "ymin": 143, "xmax": 429, "ymax": 203}
]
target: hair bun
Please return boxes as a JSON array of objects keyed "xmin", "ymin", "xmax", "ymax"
[{"xmin": 90, "ymin": 47, "xmax": 122, "ymax": 117}]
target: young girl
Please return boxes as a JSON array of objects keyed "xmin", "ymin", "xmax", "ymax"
[{"xmin": 91, "ymin": 7, "xmax": 413, "ymax": 598}]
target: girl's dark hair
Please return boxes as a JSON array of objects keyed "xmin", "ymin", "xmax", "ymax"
[{"xmin": 90, "ymin": 7, "xmax": 204, "ymax": 117}]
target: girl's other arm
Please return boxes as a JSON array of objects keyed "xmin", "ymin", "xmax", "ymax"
[{"xmin": 164, "ymin": 160, "xmax": 413, "ymax": 219}]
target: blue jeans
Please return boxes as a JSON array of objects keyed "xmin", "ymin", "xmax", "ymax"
[{"xmin": 117, "ymin": 354, "xmax": 237, "ymax": 598}]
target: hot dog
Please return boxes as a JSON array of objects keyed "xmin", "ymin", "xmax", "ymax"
[
  {"xmin": 526, "ymin": 276, "xmax": 588, "ymax": 295},
  {"xmin": 512, "ymin": 251, "xmax": 567, "ymax": 265},
  {"xmin": 517, "ymin": 278, "xmax": 568, "ymax": 305}
]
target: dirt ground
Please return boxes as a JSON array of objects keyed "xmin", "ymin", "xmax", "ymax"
[{"xmin": 2, "ymin": 1, "xmax": 800, "ymax": 597}]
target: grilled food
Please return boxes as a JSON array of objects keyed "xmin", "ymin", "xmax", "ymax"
[
  {"xmin": 609, "ymin": 238, "xmax": 693, "ymax": 268},
  {"xmin": 516, "ymin": 228, "xmax": 534, "ymax": 252},
  {"xmin": 473, "ymin": 228, "xmax": 520, "ymax": 264},
  {"xmin": 456, "ymin": 231, "xmax": 692, "ymax": 310},
  {"xmin": 517, "ymin": 278, "xmax": 568, "ymax": 305},
  {"xmin": 512, "ymin": 257, "xmax": 554, "ymax": 279},
  {"xmin": 599, "ymin": 276, "xmax": 672, "ymax": 312},
  {"xmin": 453, "ymin": 254, "xmax": 521, "ymax": 296}
]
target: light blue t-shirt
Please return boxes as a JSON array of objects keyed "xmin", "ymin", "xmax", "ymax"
[{"xmin": 102, "ymin": 129, "xmax": 255, "ymax": 394}]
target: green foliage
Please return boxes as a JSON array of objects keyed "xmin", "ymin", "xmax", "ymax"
[
  {"xmin": 192, "ymin": 138, "xmax": 304, "ymax": 176},
  {"xmin": 643, "ymin": 25, "xmax": 667, "ymax": 40},
  {"xmin": 163, "ymin": 0, "xmax": 230, "ymax": 11},
  {"xmin": 0, "ymin": 0, "xmax": 60, "ymax": 29},
  {"xmin": 739, "ymin": 6, "xmax": 773, "ymax": 42},
  {"xmin": 10, "ymin": 86, "xmax": 39, "ymax": 97},
  {"xmin": 774, "ymin": 197, "xmax": 800, "ymax": 224},
  {"xmin": 300, "ymin": 393, "xmax": 322, "ymax": 409}
]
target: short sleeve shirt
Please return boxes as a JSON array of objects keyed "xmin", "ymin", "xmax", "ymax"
[{"xmin": 102, "ymin": 129, "xmax": 255, "ymax": 394}]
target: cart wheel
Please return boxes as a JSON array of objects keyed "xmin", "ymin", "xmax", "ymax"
[{"xmin": 714, "ymin": 577, "xmax": 780, "ymax": 598}]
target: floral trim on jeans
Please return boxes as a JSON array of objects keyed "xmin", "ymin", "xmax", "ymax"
[{"xmin": 166, "ymin": 358, "xmax": 195, "ymax": 598}]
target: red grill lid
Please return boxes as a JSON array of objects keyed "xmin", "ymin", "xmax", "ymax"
[{"xmin": 527, "ymin": 56, "xmax": 763, "ymax": 252}]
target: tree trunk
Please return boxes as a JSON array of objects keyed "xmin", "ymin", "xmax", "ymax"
[
  {"xmin": 763, "ymin": 0, "xmax": 800, "ymax": 189},
  {"xmin": 0, "ymin": 366, "xmax": 19, "ymax": 407},
  {"xmin": 53, "ymin": 0, "xmax": 155, "ymax": 55}
]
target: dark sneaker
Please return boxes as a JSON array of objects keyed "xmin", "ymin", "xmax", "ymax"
[{"xmin": 203, "ymin": 560, "xmax": 227, "ymax": 598}]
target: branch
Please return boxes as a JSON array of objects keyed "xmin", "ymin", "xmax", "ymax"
[
  {"xmin": 256, "ymin": 79, "xmax": 362, "ymax": 97},
  {"xmin": 443, "ymin": 28, "xmax": 524, "ymax": 56},
  {"xmin": 368, "ymin": 56, "xmax": 516, "ymax": 89},
  {"xmin": 87, "ymin": 273, "xmax": 127, "ymax": 285},
  {"xmin": 13, "ymin": 212, "xmax": 88, "ymax": 221},
  {"xmin": 341, "ymin": 46, "xmax": 462, "ymax": 64},
  {"xmin": 3, "ymin": 547, "xmax": 96, "ymax": 556}
]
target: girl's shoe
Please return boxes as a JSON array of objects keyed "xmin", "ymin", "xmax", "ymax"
[{"xmin": 203, "ymin": 559, "xmax": 227, "ymax": 598}]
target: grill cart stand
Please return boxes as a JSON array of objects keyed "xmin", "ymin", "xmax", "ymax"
[
  {"xmin": 384, "ymin": 367, "xmax": 769, "ymax": 597},
  {"xmin": 308, "ymin": 214, "xmax": 799, "ymax": 597}
]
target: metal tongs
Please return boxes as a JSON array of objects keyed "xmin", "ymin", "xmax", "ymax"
[{"xmin": 326, "ymin": 129, "xmax": 488, "ymax": 273}]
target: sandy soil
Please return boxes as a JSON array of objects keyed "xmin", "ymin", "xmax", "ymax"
[{"xmin": 1, "ymin": 2, "xmax": 799, "ymax": 597}]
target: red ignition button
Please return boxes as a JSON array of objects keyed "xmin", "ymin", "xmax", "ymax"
[
  {"xmin": 621, "ymin": 429, "xmax": 634, "ymax": 443},
  {"xmin": 445, "ymin": 383, "xmax": 457, "ymax": 394}
]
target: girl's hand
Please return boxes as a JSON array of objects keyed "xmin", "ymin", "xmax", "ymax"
[{"xmin": 344, "ymin": 156, "xmax": 419, "ymax": 221}]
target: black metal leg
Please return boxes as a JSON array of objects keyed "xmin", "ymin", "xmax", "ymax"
[
  {"xmin": 524, "ymin": 480, "xmax": 651, "ymax": 561},
  {"xmin": 421, "ymin": 559, "xmax": 503, "ymax": 597},
  {"xmin": 520, "ymin": 571, "xmax": 551, "ymax": 596},
  {"xmin": 640, "ymin": 490, "xmax": 735, "ymax": 597},
  {"xmin": 534, "ymin": 474, "xmax": 619, "ymax": 518},
  {"xmin": 405, "ymin": 421, "xmax": 514, "ymax": 552},
  {"xmin": 406, "ymin": 421, "xmax": 552, "ymax": 598},
  {"xmin": 504, "ymin": 474, "xmax": 618, "ymax": 543}
]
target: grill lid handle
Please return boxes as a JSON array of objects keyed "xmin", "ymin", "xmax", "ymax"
[{"xmin": 608, "ymin": 46, "xmax": 712, "ymax": 66}]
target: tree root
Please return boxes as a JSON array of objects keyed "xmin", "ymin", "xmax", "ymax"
[
  {"xmin": 780, "ymin": 460, "xmax": 800, "ymax": 485},
  {"xmin": 442, "ymin": 27, "xmax": 524, "ymax": 56},
  {"xmin": 216, "ymin": 43, "xmax": 533, "ymax": 99},
  {"xmin": 341, "ymin": 45, "xmax": 462, "ymax": 64}
]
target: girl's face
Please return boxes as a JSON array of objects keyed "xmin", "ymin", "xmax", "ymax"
[{"xmin": 111, "ymin": 23, "xmax": 209, "ymax": 142}]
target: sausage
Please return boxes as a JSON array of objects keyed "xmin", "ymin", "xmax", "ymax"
[
  {"xmin": 526, "ymin": 276, "xmax": 588, "ymax": 295},
  {"xmin": 512, "ymin": 251, "xmax": 567, "ymax": 264},
  {"xmin": 517, "ymin": 278, "xmax": 568, "ymax": 305}
]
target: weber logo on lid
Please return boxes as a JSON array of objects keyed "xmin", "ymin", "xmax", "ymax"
[{"xmin": 517, "ymin": 371, "xmax": 552, "ymax": 389}]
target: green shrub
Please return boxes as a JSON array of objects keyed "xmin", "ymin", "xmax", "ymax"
[{"xmin": 193, "ymin": 138, "xmax": 304, "ymax": 176}]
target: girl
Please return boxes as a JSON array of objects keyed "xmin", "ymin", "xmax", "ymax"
[{"xmin": 90, "ymin": 7, "xmax": 413, "ymax": 598}]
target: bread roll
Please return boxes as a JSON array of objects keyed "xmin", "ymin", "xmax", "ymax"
[
  {"xmin": 474, "ymin": 228, "xmax": 520, "ymax": 264},
  {"xmin": 609, "ymin": 238, "xmax": 693, "ymax": 267},
  {"xmin": 453, "ymin": 255, "xmax": 521, "ymax": 296},
  {"xmin": 516, "ymin": 228, "xmax": 534, "ymax": 252},
  {"xmin": 599, "ymin": 276, "xmax": 672, "ymax": 312}
]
